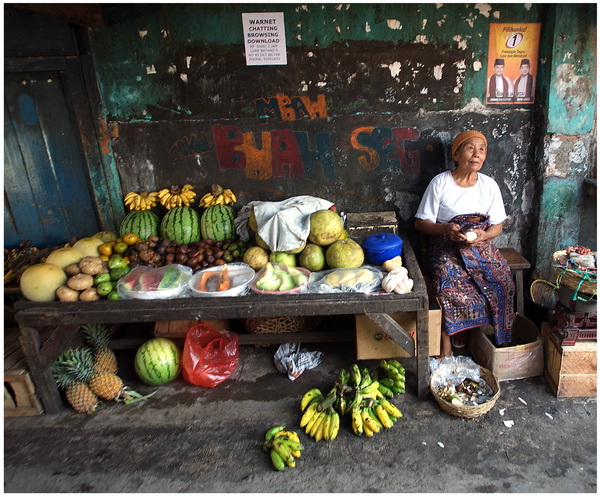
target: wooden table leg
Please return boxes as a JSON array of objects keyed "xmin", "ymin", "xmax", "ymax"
[
  {"xmin": 18, "ymin": 325, "xmax": 65, "ymax": 414},
  {"xmin": 515, "ymin": 269, "xmax": 525, "ymax": 316},
  {"xmin": 416, "ymin": 308, "xmax": 430, "ymax": 398}
]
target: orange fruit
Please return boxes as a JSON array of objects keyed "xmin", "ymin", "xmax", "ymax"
[
  {"xmin": 99, "ymin": 242, "xmax": 114, "ymax": 256},
  {"xmin": 122, "ymin": 233, "xmax": 139, "ymax": 246}
]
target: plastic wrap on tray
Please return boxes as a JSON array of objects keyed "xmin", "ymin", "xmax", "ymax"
[
  {"xmin": 308, "ymin": 266, "xmax": 383, "ymax": 294},
  {"xmin": 117, "ymin": 264, "xmax": 192, "ymax": 300}
]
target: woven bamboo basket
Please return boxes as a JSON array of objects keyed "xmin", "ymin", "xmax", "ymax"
[
  {"xmin": 554, "ymin": 267, "xmax": 596, "ymax": 296},
  {"xmin": 244, "ymin": 315, "xmax": 324, "ymax": 334},
  {"xmin": 431, "ymin": 367, "xmax": 500, "ymax": 419},
  {"xmin": 553, "ymin": 250, "xmax": 597, "ymax": 296}
]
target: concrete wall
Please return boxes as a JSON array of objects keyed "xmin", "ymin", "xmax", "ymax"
[{"xmin": 88, "ymin": 3, "xmax": 596, "ymax": 278}]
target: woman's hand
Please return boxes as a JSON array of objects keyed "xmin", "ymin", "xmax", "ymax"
[{"xmin": 447, "ymin": 223, "xmax": 467, "ymax": 242}]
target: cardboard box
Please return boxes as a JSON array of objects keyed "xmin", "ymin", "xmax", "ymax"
[
  {"xmin": 542, "ymin": 322, "xmax": 597, "ymax": 398},
  {"xmin": 469, "ymin": 313, "xmax": 543, "ymax": 381},
  {"xmin": 356, "ymin": 309, "xmax": 441, "ymax": 359}
]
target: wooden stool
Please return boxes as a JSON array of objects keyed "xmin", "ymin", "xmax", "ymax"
[{"xmin": 499, "ymin": 248, "xmax": 531, "ymax": 316}]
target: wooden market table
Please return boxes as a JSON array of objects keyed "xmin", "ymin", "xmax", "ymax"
[{"xmin": 14, "ymin": 239, "xmax": 430, "ymax": 414}]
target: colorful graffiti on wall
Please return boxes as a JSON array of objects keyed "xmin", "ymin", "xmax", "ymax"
[{"xmin": 169, "ymin": 93, "xmax": 427, "ymax": 179}]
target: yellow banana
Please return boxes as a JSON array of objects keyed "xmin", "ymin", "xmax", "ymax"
[
  {"xmin": 319, "ymin": 410, "xmax": 332, "ymax": 441},
  {"xmin": 300, "ymin": 403, "xmax": 319, "ymax": 428},
  {"xmin": 300, "ymin": 388, "xmax": 323, "ymax": 411},
  {"xmin": 182, "ymin": 184, "xmax": 194, "ymax": 191},
  {"xmin": 375, "ymin": 404, "xmax": 393, "ymax": 428},
  {"xmin": 124, "ymin": 192, "xmax": 137, "ymax": 202},
  {"xmin": 214, "ymin": 194, "xmax": 224, "ymax": 205},
  {"xmin": 304, "ymin": 408, "xmax": 323, "ymax": 435},
  {"xmin": 351, "ymin": 405, "xmax": 363, "ymax": 436},
  {"xmin": 158, "ymin": 188, "xmax": 171, "ymax": 199},
  {"xmin": 309, "ymin": 411, "xmax": 327, "ymax": 439},
  {"xmin": 361, "ymin": 409, "xmax": 380, "ymax": 433},
  {"xmin": 363, "ymin": 421, "xmax": 374, "ymax": 437},
  {"xmin": 380, "ymin": 399, "xmax": 402, "ymax": 418},
  {"xmin": 134, "ymin": 195, "xmax": 142, "ymax": 211}
]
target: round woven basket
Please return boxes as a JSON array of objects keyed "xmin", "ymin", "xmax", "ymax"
[{"xmin": 431, "ymin": 367, "xmax": 500, "ymax": 419}]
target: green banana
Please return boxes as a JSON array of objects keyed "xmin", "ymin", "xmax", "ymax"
[
  {"xmin": 378, "ymin": 383, "xmax": 395, "ymax": 398},
  {"xmin": 379, "ymin": 377, "xmax": 395, "ymax": 387},
  {"xmin": 360, "ymin": 380, "xmax": 380, "ymax": 396},
  {"xmin": 276, "ymin": 436, "xmax": 304, "ymax": 452},
  {"xmin": 338, "ymin": 368, "xmax": 350, "ymax": 386},
  {"xmin": 388, "ymin": 359, "xmax": 405, "ymax": 372},
  {"xmin": 351, "ymin": 364, "xmax": 362, "ymax": 386},
  {"xmin": 270, "ymin": 448, "xmax": 286, "ymax": 471},
  {"xmin": 300, "ymin": 388, "xmax": 323, "ymax": 411},
  {"xmin": 329, "ymin": 409, "xmax": 341, "ymax": 440},
  {"xmin": 265, "ymin": 425, "xmax": 285, "ymax": 441},
  {"xmin": 337, "ymin": 395, "xmax": 347, "ymax": 415},
  {"xmin": 273, "ymin": 440, "xmax": 295, "ymax": 465},
  {"xmin": 359, "ymin": 368, "xmax": 372, "ymax": 389}
]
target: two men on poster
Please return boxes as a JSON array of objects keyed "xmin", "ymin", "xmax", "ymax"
[{"xmin": 487, "ymin": 58, "xmax": 535, "ymax": 103}]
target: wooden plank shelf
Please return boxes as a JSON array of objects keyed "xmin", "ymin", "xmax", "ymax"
[{"xmin": 14, "ymin": 238, "xmax": 430, "ymax": 413}]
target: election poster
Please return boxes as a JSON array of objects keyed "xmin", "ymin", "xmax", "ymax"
[
  {"xmin": 486, "ymin": 23, "xmax": 541, "ymax": 105},
  {"xmin": 242, "ymin": 12, "xmax": 287, "ymax": 66}
]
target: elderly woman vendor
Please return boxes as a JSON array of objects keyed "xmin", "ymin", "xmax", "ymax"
[{"xmin": 414, "ymin": 130, "xmax": 515, "ymax": 357}]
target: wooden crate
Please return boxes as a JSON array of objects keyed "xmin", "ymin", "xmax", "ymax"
[
  {"xmin": 5, "ymin": 328, "xmax": 44, "ymax": 417},
  {"xmin": 542, "ymin": 322, "xmax": 597, "ymax": 398},
  {"xmin": 346, "ymin": 211, "xmax": 399, "ymax": 243}
]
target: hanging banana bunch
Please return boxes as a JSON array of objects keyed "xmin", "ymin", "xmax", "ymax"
[
  {"xmin": 158, "ymin": 184, "xmax": 196, "ymax": 210},
  {"xmin": 123, "ymin": 191, "xmax": 159, "ymax": 211},
  {"xmin": 199, "ymin": 184, "xmax": 237, "ymax": 208}
]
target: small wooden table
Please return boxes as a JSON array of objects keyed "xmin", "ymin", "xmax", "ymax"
[
  {"xmin": 499, "ymin": 247, "xmax": 531, "ymax": 316},
  {"xmin": 15, "ymin": 239, "xmax": 431, "ymax": 414}
]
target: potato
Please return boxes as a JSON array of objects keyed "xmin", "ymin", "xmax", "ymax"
[
  {"xmin": 78, "ymin": 256, "xmax": 104, "ymax": 275},
  {"xmin": 55, "ymin": 285, "xmax": 80, "ymax": 302},
  {"xmin": 67, "ymin": 273, "xmax": 94, "ymax": 291},
  {"xmin": 79, "ymin": 287, "xmax": 100, "ymax": 301},
  {"xmin": 64, "ymin": 263, "xmax": 81, "ymax": 277}
]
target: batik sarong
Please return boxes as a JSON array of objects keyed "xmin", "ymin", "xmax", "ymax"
[{"xmin": 427, "ymin": 214, "xmax": 514, "ymax": 345}]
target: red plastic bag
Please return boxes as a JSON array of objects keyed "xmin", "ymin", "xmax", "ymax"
[{"xmin": 182, "ymin": 323, "xmax": 239, "ymax": 387}]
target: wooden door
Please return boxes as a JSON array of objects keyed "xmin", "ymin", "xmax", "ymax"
[{"xmin": 4, "ymin": 71, "xmax": 101, "ymax": 248}]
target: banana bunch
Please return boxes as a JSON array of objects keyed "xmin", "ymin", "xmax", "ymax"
[
  {"xmin": 298, "ymin": 361, "xmax": 405, "ymax": 441},
  {"xmin": 124, "ymin": 191, "xmax": 159, "ymax": 211},
  {"xmin": 350, "ymin": 397, "xmax": 403, "ymax": 437},
  {"xmin": 376, "ymin": 359, "xmax": 406, "ymax": 397},
  {"xmin": 262, "ymin": 425, "xmax": 304, "ymax": 471},
  {"xmin": 199, "ymin": 183, "xmax": 237, "ymax": 207},
  {"xmin": 299, "ymin": 388, "xmax": 341, "ymax": 442},
  {"xmin": 158, "ymin": 184, "xmax": 196, "ymax": 210}
]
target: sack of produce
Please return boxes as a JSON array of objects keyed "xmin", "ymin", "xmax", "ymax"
[{"xmin": 182, "ymin": 323, "xmax": 239, "ymax": 388}]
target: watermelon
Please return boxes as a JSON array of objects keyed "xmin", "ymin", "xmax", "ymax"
[
  {"xmin": 200, "ymin": 205, "xmax": 236, "ymax": 241},
  {"xmin": 135, "ymin": 338, "xmax": 181, "ymax": 386},
  {"xmin": 160, "ymin": 206, "xmax": 201, "ymax": 244},
  {"xmin": 120, "ymin": 211, "xmax": 159, "ymax": 240}
]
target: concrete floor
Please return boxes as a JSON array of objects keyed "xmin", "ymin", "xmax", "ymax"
[{"xmin": 4, "ymin": 339, "xmax": 597, "ymax": 493}]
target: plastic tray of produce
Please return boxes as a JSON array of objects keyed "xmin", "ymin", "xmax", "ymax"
[
  {"xmin": 250, "ymin": 263, "xmax": 311, "ymax": 295},
  {"xmin": 117, "ymin": 264, "xmax": 193, "ymax": 300},
  {"xmin": 188, "ymin": 263, "xmax": 255, "ymax": 297}
]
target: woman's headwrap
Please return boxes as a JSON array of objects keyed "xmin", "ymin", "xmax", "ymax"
[{"xmin": 451, "ymin": 130, "xmax": 487, "ymax": 157}]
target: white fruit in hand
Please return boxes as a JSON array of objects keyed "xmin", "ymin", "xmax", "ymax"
[{"xmin": 465, "ymin": 231, "xmax": 477, "ymax": 241}]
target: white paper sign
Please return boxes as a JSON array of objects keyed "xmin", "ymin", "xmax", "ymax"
[{"xmin": 242, "ymin": 12, "xmax": 287, "ymax": 66}]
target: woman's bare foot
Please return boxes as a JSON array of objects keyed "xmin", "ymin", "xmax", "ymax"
[{"xmin": 440, "ymin": 332, "xmax": 452, "ymax": 357}]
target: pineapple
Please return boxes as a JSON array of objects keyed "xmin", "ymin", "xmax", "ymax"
[
  {"xmin": 82, "ymin": 323, "xmax": 118, "ymax": 374},
  {"xmin": 52, "ymin": 352, "xmax": 98, "ymax": 414},
  {"xmin": 57, "ymin": 347, "xmax": 124, "ymax": 401}
]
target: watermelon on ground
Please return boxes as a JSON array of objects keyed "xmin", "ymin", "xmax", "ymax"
[{"xmin": 135, "ymin": 338, "xmax": 181, "ymax": 386}]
